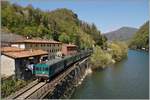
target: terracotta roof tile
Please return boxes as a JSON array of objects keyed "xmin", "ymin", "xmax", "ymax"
[
  {"xmin": 3, "ymin": 49, "xmax": 48, "ymax": 59},
  {"xmin": 1, "ymin": 47, "xmax": 24, "ymax": 52}
]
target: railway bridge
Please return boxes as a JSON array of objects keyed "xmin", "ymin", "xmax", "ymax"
[{"xmin": 6, "ymin": 55, "xmax": 91, "ymax": 99}]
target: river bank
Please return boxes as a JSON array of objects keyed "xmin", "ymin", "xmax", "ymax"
[{"xmin": 130, "ymin": 48, "xmax": 149, "ymax": 52}]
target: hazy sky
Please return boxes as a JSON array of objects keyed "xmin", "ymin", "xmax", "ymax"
[{"xmin": 10, "ymin": 0, "xmax": 149, "ymax": 33}]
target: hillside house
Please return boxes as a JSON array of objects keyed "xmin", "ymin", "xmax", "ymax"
[{"xmin": 62, "ymin": 44, "xmax": 77, "ymax": 56}]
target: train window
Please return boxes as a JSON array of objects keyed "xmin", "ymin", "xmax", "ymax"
[
  {"xmin": 45, "ymin": 68, "xmax": 48, "ymax": 71},
  {"xmin": 39, "ymin": 67, "xmax": 42, "ymax": 71}
]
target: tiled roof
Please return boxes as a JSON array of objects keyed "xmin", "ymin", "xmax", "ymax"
[
  {"xmin": 3, "ymin": 49, "xmax": 48, "ymax": 59},
  {"xmin": 11, "ymin": 39, "xmax": 62, "ymax": 44},
  {"xmin": 1, "ymin": 47, "xmax": 24, "ymax": 52}
]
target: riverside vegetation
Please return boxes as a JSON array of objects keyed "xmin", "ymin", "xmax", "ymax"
[
  {"xmin": 129, "ymin": 21, "xmax": 149, "ymax": 51},
  {"xmin": 90, "ymin": 41, "xmax": 128, "ymax": 70},
  {"xmin": 1, "ymin": 76, "xmax": 34, "ymax": 98}
]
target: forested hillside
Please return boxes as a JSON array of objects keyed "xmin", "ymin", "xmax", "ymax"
[
  {"xmin": 104, "ymin": 27, "xmax": 138, "ymax": 41},
  {"xmin": 1, "ymin": 1, "xmax": 107, "ymax": 49},
  {"xmin": 129, "ymin": 21, "xmax": 149, "ymax": 50}
]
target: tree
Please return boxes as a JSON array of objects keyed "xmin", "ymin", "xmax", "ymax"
[
  {"xmin": 90, "ymin": 46, "xmax": 112, "ymax": 69},
  {"xmin": 1, "ymin": 1, "xmax": 106, "ymax": 49},
  {"xmin": 58, "ymin": 32, "xmax": 70, "ymax": 43},
  {"xmin": 130, "ymin": 21, "xmax": 149, "ymax": 50},
  {"xmin": 108, "ymin": 41, "xmax": 128, "ymax": 61}
]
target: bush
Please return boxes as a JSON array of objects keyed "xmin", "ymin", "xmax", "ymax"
[
  {"xmin": 1, "ymin": 76, "xmax": 33, "ymax": 98},
  {"xmin": 108, "ymin": 41, "xmax": 128, "ymax": 61},
  {"xmin": 90, "ymin": 46, "xmax": 113, "ymax": 69}
]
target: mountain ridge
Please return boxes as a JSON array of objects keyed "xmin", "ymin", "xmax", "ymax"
[{"xmin": 103, "ymin": 27, "xmax": 138, "ymax": 41}]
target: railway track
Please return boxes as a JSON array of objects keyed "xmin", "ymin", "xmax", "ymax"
[
  {"xmin": 6, "ymin": 57, "xmax": 89, "ymax": 99},
  {"xmin": 15, "ymin": 82, "xmax": 46, "ymax": 99},
  {"xmin": 6, "ymin": 80, "xmax": 39, "ymax": 99}
]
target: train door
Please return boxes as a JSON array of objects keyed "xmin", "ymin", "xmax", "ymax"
[{"xmin": 49, "ymin": 65, "xmax": 54, "ymax": 78}]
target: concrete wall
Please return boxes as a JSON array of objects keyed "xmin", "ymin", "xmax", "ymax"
[
  {"xmin": 1, "ymin": 54, "xmax": 42, "ymax": 79},
  {"xmin": 1, "ymin": 55, "xmax": 15, "ymax": 77}
]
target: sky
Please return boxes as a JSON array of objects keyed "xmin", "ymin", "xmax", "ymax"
[{"xmin": 10, "ymin": 0, "xmax": 149, "ymax": 33}]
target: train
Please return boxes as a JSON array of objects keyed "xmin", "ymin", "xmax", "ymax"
[{"xmin": 33, "ymin": 50, "xmax": 92, "ymax": 82}]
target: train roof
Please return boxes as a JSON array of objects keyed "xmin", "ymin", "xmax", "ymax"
[
  {"xmin": 46, "ymin": 58, "xmax": 62, "ymax": 65},
  {"xmin": 46, "ymin": 55, "xmax": 72, "ymax": 66}
]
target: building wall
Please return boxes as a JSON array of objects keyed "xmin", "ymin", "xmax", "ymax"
[
  {"xmin": 62, "ymin": 46, "xmax": 67, "ymax": 56},
  {"xmin": 62, "ymin": 46, "xmax": 77, "ymax": 56},
  {"xmin": 11, "ymin": 43, "xmax": 62, "ymax": 60},
  {"xmin": 21, "ymin": 43, "xmax": 61, "ymax": 59},
  {"xmin": 1, "ymin": 55, "xmax": 15, "ymax": 77},
  {"xmin": 67, "ymin": 47, "xmax": 77, "ymax": 55},
  {"xmin": 11, "ymin": 44, "xmax": 25, "ymax": 49}
]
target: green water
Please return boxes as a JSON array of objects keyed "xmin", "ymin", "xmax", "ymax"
[{"xmin": 71, "ymin": 50, "xmax": 149, "ymax": 99}]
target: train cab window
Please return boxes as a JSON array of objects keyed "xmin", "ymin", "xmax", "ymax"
[{"xmin": 36, "ymin": 67, "xmax": 39, "ymax": 70}]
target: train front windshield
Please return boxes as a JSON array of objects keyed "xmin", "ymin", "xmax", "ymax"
[{"xmin": 34, "ymin": 64, "xmax": 49, "ymax": 76}]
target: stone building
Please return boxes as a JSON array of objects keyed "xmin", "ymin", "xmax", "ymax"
[
  {"xmin": 1, "ymin": 47, "xmax": 48, "ymax": 79},
  {"xmin": 62, "ymin": 44, "xmax": 77, "ymax": 56},
  {"xmin": 11, "ymin": 39, "xmax": 62, "ymax": 59}
]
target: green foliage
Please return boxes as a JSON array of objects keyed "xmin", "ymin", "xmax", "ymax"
[
  {"xmin": 90, "ymin": 42, "xmax": 128, "ymax": 70},
  {"xmin": 1, "ymin": 1, "xmax": 107, "ymax": 49},
  {"xmin": 129, "ymin": 21, "xmax": 149, "ymax": 50},
  {"xmin": 108, "ymin": 41, "xmax": 128, "ymax": 61},
  {"xmin": 58, "ymin": 32, "xmax": 70, "ymax": 43},
  {"xmin": 90, "ymin": 46, "xmax": 113, "ymax": 69},
  {"xmin": 79, "ymin": 32, "xmax": 95, "ymax": 49},
  {"xmin": 1, "ymin": 76, "xmax": 32, "ymax": 98}
]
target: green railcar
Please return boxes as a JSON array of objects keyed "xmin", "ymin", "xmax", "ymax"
[
  {"xmin": 34, "ymin": 58, "xmax": 64, "ymax": 82},
  {"xmin": 34, "ymin": 50, "xmax": 92, "ymax": 82}
]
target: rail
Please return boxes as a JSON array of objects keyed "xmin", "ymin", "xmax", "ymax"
[{"xmin": 6, "ymin": 80, "xmax": 38, "ymax": 99}]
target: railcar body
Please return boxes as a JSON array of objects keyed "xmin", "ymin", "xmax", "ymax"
[{"xmin": 33, "ymin": 50, "xmax": 92, "ymax": 82}]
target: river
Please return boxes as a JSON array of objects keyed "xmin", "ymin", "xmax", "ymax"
[{"xmin": 71, "ymin": 50, "xmax": 149, "ymax": 99}]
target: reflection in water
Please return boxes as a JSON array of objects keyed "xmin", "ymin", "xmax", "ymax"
[{"xmin": 71, "ymin": 50, "xmax": 149, "ymax": 99}]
